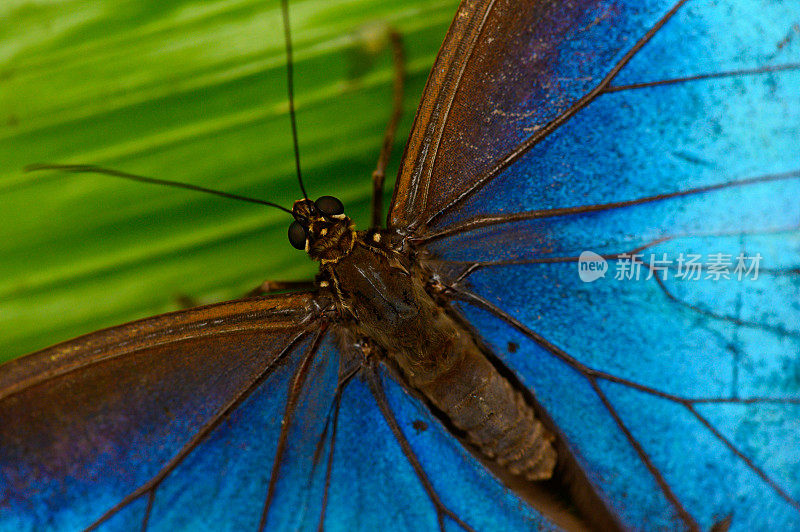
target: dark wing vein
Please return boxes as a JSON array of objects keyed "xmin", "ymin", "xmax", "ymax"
[
  {"xmin": 604, "ymin": 62, "xmax": 800, "ymax": 93},
  {"xmin": 83, "ymin": 329, "xmax": 314, "ymax": 531},
  {"xmin": 648, "ymin": 267, "xmax": 798, "ymax": 338},
  {"xmin": 315, "ymin": 366, "xmax": 360, "ymax": 531},
  {"xmin": 414, "ymin": 170, "xmax": 800, "ymax": 245},
  {"xmin": 448, "ymin": 232, "xmax": 800, "ymax": 338},
  {"xmin": 588, "ymin": 378, "xmax": 700, "ymax": 531},
  {"xmin": 392, "ymin": 0, "xmax": 497, "ymax": 226},
  {"xmin": 141, "ymin": 490, "xmax": 155, "ymax": 532},
  {"xmin": 421, "ymin": 0, "xmax": 691, "ymax": 230},
  {"xmin": 316, "ymin": 389, "xmax": 341, "ymax": 532},
  {"xmin": 411, "ymin": 0, "xmax": 497, "ymax": 222},
  {"xmin": 446, "ymin": 225, "xmax": 799, "ymax": 286},
  {"xmin": 447, "ymin": 286, "xmax": 800, "ymax": 518},
  {"xmin": 258, "ymin": 325, "xmax": 329, "ymax": 531},
  {"xmin": 0, "ymin": 305, "xmax": 309, "ymax": 401},
  {"xmin": 366, "ymin": 365, "xmax": 477, "ymax": 532},
  {"xmin": 688, "ymin": 405, "xmax": 800, "ymax": 511},
  {"xmin": 449, "ymin": 287, "xmax": 798, "ymax": 405}
]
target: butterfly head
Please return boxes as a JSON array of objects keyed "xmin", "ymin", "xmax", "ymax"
[{"xmin": 288, "ymin": 196, "xmax": 355, "ymax": 263}]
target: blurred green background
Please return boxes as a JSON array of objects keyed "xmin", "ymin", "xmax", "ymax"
[{"xmin": 0, "ymin": 0, "xmax": 459, "ymax": 363}]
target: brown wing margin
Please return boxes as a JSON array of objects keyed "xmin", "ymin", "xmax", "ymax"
[
  {"xmin": 388, "ymin": 0, "xmax": 690, "ymax": 232},
  {"xmin": 0, "ymin": 293, "xmax": 320, "ymax": 531},
  {"xmin": 388, "ymin": 0, "xmax": 495, "ymax": 228}
]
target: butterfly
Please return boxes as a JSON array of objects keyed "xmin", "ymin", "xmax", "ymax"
[{"xmin": 2, "ymin": 0, "xmax": 800, "ymax": 530}]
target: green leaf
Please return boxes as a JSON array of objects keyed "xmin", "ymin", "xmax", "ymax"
[{"xmin": 0, "ymin": 0, "xmax": 459, "ymax": 362}]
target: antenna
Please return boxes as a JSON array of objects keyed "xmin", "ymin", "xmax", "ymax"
[
  {"xmin": 280, "ymin": 0, "xmax": 309, "ymax": 200},
  {"xmin": 25, "ymin": 164, "xmax": 294, "ymax": 214}
]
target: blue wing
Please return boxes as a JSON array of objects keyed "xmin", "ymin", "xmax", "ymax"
[
  {"xmin": 138, "ymin": 329, "xmax": 558, "ymax": 532},
  {"xmin": 394, "ymin": 0, "xmax": 800, "ymax": 529},
  {"xmin": 0, "ymin": 295, "xmax": 325, "ymax": 531},
  {"xmin": 6, "ymin": 1, "xmax": 799, "ymax": 530},
  {"xmin": 318, "ymin": 360, "xmax": 555, "ymax": 532},
  {"xmin": 1, "ymin": 292, "xmax": 550, "ymax": 531}
]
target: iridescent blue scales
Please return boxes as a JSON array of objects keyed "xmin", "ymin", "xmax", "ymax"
[{"xmin": 1, "ymin": 1, "xmax": 798, "ymax": 531}]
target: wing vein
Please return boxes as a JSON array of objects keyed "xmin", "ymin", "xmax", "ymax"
[
  {"xmin": 316, "ymin": 389, "xmax": 341, "ymax": 532},
  {"xmin": 83, "ymin": 328, "xmax": 314, "ymax": 532},
  {"xmin": 649, "ymin": 268, "xmax": 799, "ymax": 338},
  {"xmin": 421, "ymin": 0, "xmax": 692, "ymax": 230},
  {"xmin": 366, "ymin": 365, "xmax": 477, "ymax": 532},
  {"xmin": 141, "ymin": 490, "xmax": 155, "ymax": 532},
  {"xmin": 443, "ymin": 225, "xmax": 800, "ymax": 284},
  {"xmin": 259, "ymin": 324, "xmax": 329, "ymax": 531},
  {"xmin": 410, "ymin": 0, "xmax": 498, "ymax": 224},
  {"xmin": 589, "ymin": 378, "xmax": 700, "ymax": 531},
  {"xmin": 0, "ymin": 301, "xmax": 315, "ymax": 401},
  {"xmin": 604, "ymin": 62, "xmax": 800, "ymax": 93},
  {"xmin": 687, "ymin": 405, "xmax": 800, "ymax": 511},
  {"xmin": 449, "ymin": 286, "xmax": 800, "ymax": 522},
  {"xmin": 316, "ymin": 366, "xmax": 360, "ymax": 531},
  {"xmin": 447, "ymin": 286, "xmax": 800, "ymax": 404},
  {"xmin": 414, "ymin": 170, "xmax": 800, "ymax": 244}
]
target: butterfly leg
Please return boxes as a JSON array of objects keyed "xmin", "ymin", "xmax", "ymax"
[
  {"xmin": 173, "ymin": 281, "xmax": 315, "ymax": 308},
  {"xmin": 244, "ymin": 279, "xmax": 316, "ymax": 298},
  {"xmin": 370, "ymin": 28, "xmax": 405, "ymax": 229},
  {"xmin": 173, "ymin": 293, "xmax": 202, "ymax": 309}
]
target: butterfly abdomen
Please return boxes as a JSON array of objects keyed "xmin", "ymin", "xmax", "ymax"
[
  {"xmin": 416, "ymin": 333, "xmax": 558, "ymax": 481},
  {"xmin": 330, "ymin": 235, "xmax": 557, "ymax": 482}
]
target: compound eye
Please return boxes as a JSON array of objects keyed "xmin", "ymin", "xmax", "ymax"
[
  {"xmin": 288, "ymin": 221, "xmax": 307, "ymax": 250},
  {"xmin": 315, "ymin": 195, "xmax": 344, "ymax": 216}
]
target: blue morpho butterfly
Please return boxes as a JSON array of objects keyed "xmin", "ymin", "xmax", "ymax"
[{"xmin": 1, "ymin": 0, "xmax": 799, "ymax": 530}]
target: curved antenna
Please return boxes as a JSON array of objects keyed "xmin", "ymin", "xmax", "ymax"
[
  {"xmin": 25, "ymin": 164, "xmax": 294, "ymax": 215},
  {"xmin": 280, "ymin": 0, "xmax": 309, "ymax": 200}
]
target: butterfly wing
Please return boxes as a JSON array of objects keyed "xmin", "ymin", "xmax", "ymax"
[
  {"xmin": 390, "ymin": 0, "xmax": 800, "ymax": 529},
  {"xmin": 315, "ymin": 360, "xmax": 557, "ymax": 532},
  {"xmin": 1, "ymin": 291, "xmax": 546, "ymax": 532},
  {"xmin": 0, "ymin": 293, "xmax": 337, "ymax": 531}
]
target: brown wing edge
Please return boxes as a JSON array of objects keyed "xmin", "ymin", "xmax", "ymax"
[
  {"xmin": 0, "ymin": 291, "xmax": 325, "ymax": 530},
  {"xmin": 0, "ymin": 292, "xmax": 319, "ymax": 401},
  {"xmin": 388, "ymin": 0, "xmax": 494, "ymax": 230}
]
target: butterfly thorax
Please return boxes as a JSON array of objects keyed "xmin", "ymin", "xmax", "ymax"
[
  {"xmin": 319, "ymin": 228, "xmax": 558, "ymax": 483},
  {"xmin": 290, "ymin": 196, "xmax": 558, "ymax": 482}
]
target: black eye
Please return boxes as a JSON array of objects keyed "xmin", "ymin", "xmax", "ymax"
[
  {"xmin": 288, "ymin": 221, "xmax": 307, "ymax": 250},
  {"xmin": 315, "ymin": 196, "xmax": 344, "ymax": 216}
]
